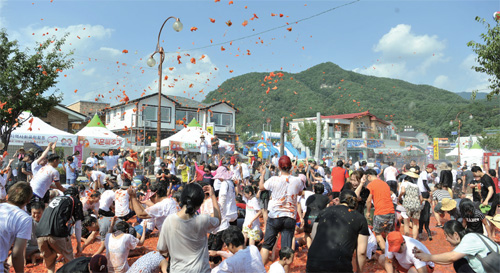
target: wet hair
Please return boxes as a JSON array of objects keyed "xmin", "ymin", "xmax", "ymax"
[
  {"xmin": 7, "ymin": 182, "xmax": 33, "ymax": 206},
  {"xmin": 172, "ymin": 191, "xmax": 182, "ymax": 203},
  {"xmin": 66, "ymin": 156, "xmax": 74, "ymax": 162},
  {"xmin": 339, "ymin": 189, "xmax": 358, "ymax": 209},
  {"xmin": 459, "ymin": 198, "xmax": 475, "ymax": 218},
  {"xmin": 150, "ymin": 181, "xmax": 168, "ymax": 198},
  {"xmin": 344, "ymin": 163, "xmax": 350, "ymax": 169},
  {"xmin": 313, "ymin": 183, "xmax": 324, "ymax": 194},
  {"xmin": 47, "ymin": 153, "xmax": 60, "ymax": 163},
  {"xmin": 221, "ymin": 226, "xmax": 245, "ymax": 247},
  {"xmin": 243, "ymin": 185, "xmax": 255, "ymax": 196},
  {"xmin": 279, "ymin": 247, "xmax": 294, "ymax": 260},
  {"xmin": 421, "ymin": 192, "xmax": 430, "ymax": 199},
  {"xmin": 435, "ymin": 183, "xmax": 443, "ymax": 189},
  {"xmin": 471, "ymin": 166, "xmax": 482, "ymax": 173},
  {"xmin": 90, "ymin": 191, "xmax": 101, "ymax": 198},
  {"xmin": 488, "ymin": 169, "xmax": 496, "ymax": 177},
  {"xmin": 365, "ymin": 169, "xmax": 377, "ymax": 176},
  {"xmin": 180, "ymin": 183, "xmax": 205, "ymax": 216},
  {"xmin": 82, "ymin": 215, "xmax": 98, "ymax": 227},
  {"xmin": 31, "ymin": 201, "xmax": 45, "ymax": 211},
  {"xmin": 388, "ymin": 161, "xmax": 394, "ymax": 166},
  {"xmin": 443, "ymin": 220, "xmax": 467, "ymax": 240},
  {"xmin": 65, "ymin": 186, "xmax": 80, "ymax": 198},
  {"xmin": 361, "ymin": 161, "xmax": 367, "ymax": 166},
  {"xmin": 77, "ymin": 184, "xmax": 86, "ymax": 193},
  {"xmin": 350, "ymin": 170, "xmax": 364, "ymax": 182},
  {"xmin": 114, "ymin": 221, "xmax": 130, "ymax": 234},
  {"xmin": 336, "ymin": 160, "xmax": 344, "ymax": 167}
]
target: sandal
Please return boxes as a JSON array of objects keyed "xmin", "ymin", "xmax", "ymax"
[{"xmin": 435, "ymin": 225, "xmax": 443, "ymax": 228}]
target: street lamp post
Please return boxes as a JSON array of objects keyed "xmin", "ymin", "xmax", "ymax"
[
  {"xmin": 450, "ymin": 111, "xmax": 473, "ymax": 165},
  {"xmin": 147, "ymin": 16, "xmax": 183, "ymax": 173}
]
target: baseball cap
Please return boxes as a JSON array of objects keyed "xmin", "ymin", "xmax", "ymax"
[
  {"xmin": 89, "ymin": 254, "xmax": 108, "ymax": 273},
  {"xmin": 387, "ymin": 231, "xmax": 405, "ymax": 252},
  {"xmin": 160, "ymin": 162, "xmax": 166, "ymax": 167}
]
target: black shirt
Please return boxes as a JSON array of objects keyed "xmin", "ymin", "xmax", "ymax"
[
  {"xmin": 480, "ymin": 174, "xmax": 496, "ymax": 202},
  {"xmin": 464, "ymin": 209, "xmax": 485, "ymax": 234},
  {"xmin": 56, "ymin": 257, "xmax": 91, "ymax": 273},
  {"xmin": 306, "ymin": 205, "xmax": 369, "ymax": 272},
  {"xmin": 36, "ymin": 195, "xmax": 84, "ymax": 238},
  {"xmin": 157, "ymin": 168, "xmax": 169, "ymax": 182},
  {"xmin": 440, "ymin": 170, "xmax": 453, "ymax": 188},
  {"xmin": 304, "ymin": 194, "xmax": 329, "ymax": 219},
  {"xmin": 17, "ymin": 161, "xmax": 29, "ymax": 181}
]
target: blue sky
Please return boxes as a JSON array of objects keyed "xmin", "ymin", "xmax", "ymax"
[{"xmin": 0, "ymin": 0, "xmax": 498, "ymax": 106}]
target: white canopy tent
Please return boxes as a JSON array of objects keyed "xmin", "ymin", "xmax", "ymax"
[
  {"xmin": 446, "ymin": 143, "xmax": 485, "ymax": 167},
  {"xmin": 151, "ymin": 119, "xmax": 234, "ymax": 153},
  {"xmin": 76, "ymin": 114, "xmax": 125, "ymax": 149},
  {"xmin": 9, "ymin": 112, "xmax": 77, "ymax": 147}
]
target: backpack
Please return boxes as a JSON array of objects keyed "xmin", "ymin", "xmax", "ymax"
[{"xmin": 474, "ymin": 233, "xmax": 500, "ymax": 273}]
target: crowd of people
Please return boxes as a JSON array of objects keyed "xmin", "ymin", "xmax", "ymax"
[{"xmin": 1, "ymin": 138, "xmax": 500, "ymax": 273}]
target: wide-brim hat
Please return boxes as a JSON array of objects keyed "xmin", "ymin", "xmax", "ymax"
[
  {"xmin": 440, "ymin": 198, "xmax": 457, "ymax": 211},
  {"xmin": 126, "ymin": 156, "xmax": 135, "ymax": 162},
  {"xmin": 213, "ymin": 166, "xmax": 233, "ymax": 180},
  {"xmin": 426, "ymin": 164, "xmax": 436, "ymax": 170},
  {"xmin": 200, "ymin": 135, "xmax": 205, "ymax": 138},
  {"xmin": 403, "ymin": 168, "xmax": 419, "ymax": 179},
  {"xmin": 486, "ymin": 214, "xmax": 500, "ymax": 229}
]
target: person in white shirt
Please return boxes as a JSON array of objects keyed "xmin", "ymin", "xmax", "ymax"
[
  {"xmin": 128, "ymin": 182, "xmax": 180, "ymax": 236},
  {"xmin": 114, "ymin": 181, "xmax": 134, "ymax": 221},
  {"xmin": 0, "ymin": 158, "xmax": 14, "ymax": 202},
  {"xmin": 378, "ymin": 231, "xmax": 434, "ymax": 273},
  {"xmin": 271, "ymin": 153, "xmax": 279, "ymax": 168},
  {"xmin": 268, "ymin": 247, "xmax": 294, "ymax": 273},
  {"xmin": 85, "ymin": 167, "xmax": 109, "ymax": 191},
  {"xmin": 199, "ymin": 135, "xmax": 208, "ymax": 163},
  {"xmin": 384, "ymin": 162, "xmax": 399, "ymax": 194},
  {"xmin": 0, "ymin": 182, "xmax": 33, "ymax": 273},
  {"xmin": 101, "ymin": 150, "xmax": 125, "ymax": 174},
  {"xmin": 209, "ymin": 166, "xmax": 238, "ymax": 265},
  {"xmin": 99, "ymin": 188, "xmax": 117, "ymax": 217},
  {"xmin": 81, "ymin": 191, "xmax": 101, "ymax": 216},
  {"xmin": 242, "ymin": 186, "xmax": 262, "ymax": 245},
  {"xmin": 32, "ymin": 142, "xmax": 55, "ymax": 177},
  {"xmin": 28, "ymin": 153, "xmax": 65, "ymax": 213},
  {"xmin": 211, "ymin": 226, "xmax": 266, "ymax": 273},
  {"xmin": 258, "ymin": 155, "xmax": 303, "ymax": 270},
  {"xmin": 86, "ymin": 151, "xmax": 100, "ymax": 170}
]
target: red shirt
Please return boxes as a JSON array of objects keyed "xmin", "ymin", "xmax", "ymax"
[
  {"xmin": 493, "ymin": 177, "xmax": 500, "ymax": 193},
  {"xmin": 330, "ymin": 166, "xmax": 349, "ymax": 192},
  {"xmin": 123, "ymin": 161, "xmax": 136, "ymax": 179}
]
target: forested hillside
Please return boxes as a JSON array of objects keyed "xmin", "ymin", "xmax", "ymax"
[{"xmin": 204, "ymin": 62, "xmax": 499, "ymax": 138}]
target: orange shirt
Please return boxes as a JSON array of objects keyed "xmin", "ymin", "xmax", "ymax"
[
  {"xmin": 367, "ymin": 179, "xmax": 395, "ymax": 215},
  {"xmin": 331, "ymin": 167, "xmax": 349, "ymax": 192}
]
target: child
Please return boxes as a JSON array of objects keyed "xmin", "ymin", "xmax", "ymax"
[
  {"xmin": 269, "ymin": 247, "xmax": 294, "ymax": 273},
  {"xmin": 418, "ymin": 192, "xmax": 432, "ymax": 241},
  {"xmin": 459, "ymin": 198, "xmax": 493, "ymax": 239},
  {"xmin": 242, "ymin": 186, "xmax": 262, "ymax": 245},
  {"xmin": 105, "ymin": 217, "xmax": 146, "ymax": 273}
]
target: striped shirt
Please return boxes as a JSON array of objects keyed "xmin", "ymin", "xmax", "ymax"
[{"xmin": 433, "ymin": 189, "xmax": 451, "ymax": 201}]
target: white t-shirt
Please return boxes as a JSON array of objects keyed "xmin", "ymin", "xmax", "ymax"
[
  {"xmin": 86, "ymin": 157, "xmax": 99, "ymax": 168},
  {"xmin": 385, "ymin": 236, "xmax": 434, "ymax": 270},
  {"xmin": 30, "ymin": 164, "xmax": 60, "ymax": 198},
  {"xmin": 214, "ymin": 179, "xmax": 222, "ymax": 192},
  {"xmin": 0, "ymin": 203, "xmax": 32, "ymax": 271},
  {"xmin": 454, "ymin": 233, "xmax": 500, "ymax": 273},
  {"xmin": 451, "ymin": 169, "xmax": 457, "ymax": 184},
  {"xmin": 316, "ymin": 166, "xmax": 325, "ymax": 177},
  {"xmin": 103, "ymin": 155, "xmax": 120, "ymax": 172},
  {"xmin": 231, "ymin": 164, "xmax": 242, "ymax": 181},
  {"xmin": 31, "ymin": 160, "xmax": 42, "ymax": 177},
  {"xmin": 114, "ymin": 189, "xmax": 130, "ymax": 217},
  {"xmin": 91, "ymin": 171, "xmax": 107, "ymax": 185},
  {"xmin": 211, "ymin": 245, "xmax": 266, "ymax": 273},
  {"xmin": 157, "ymin": 213, "xmax": 220, "ymax": 273},
  {"xmin": 200, "ymin": 140, "xmax": 208, "ymax": 154},
  {"xmin": 241, "ymin": 163, "xmax": 250, "ymax": 179},
  {"xmin": 298, "ymin": 190, "xmax": 314, "ymax": 213},
  {"xmin": 268, "ymin": 261, "xmax": 286, "ymax": 273},
  {"xmin": 105, "ymin": 233, "xmax": 139, "ymax": 273},
  {"xmin": 417, "ymin": 171, "xmax": 429, "ymax": 193},
  {"xmin": 99, "ymin": 190, "xmax": 116, "ymax": 212},
  {"xmin": 216, "ymin": 180, "xmax": 238, "ymax": 233},
  {"xmin": 384, "ymin": 166, "xmax": 398, "ymax": 181},
  {"xmin": 243, "ymin": 197, "xmax": 261, "ymax": 230},
  {"xmin": 264, "ymin": 175, "xmax": 303, "ymax": 219},
  {"xmin": 145, "ymin": 197, "xmax": 179, "ymax": 230}
]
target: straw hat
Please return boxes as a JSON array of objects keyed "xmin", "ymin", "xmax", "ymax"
[
  {"xmin": 440, "ymin": 198, "xmax": 457, "ymax": 211},
  {"xmin": 486, "ymin": 214, "xmax": 500, "ymax": 229},
  {"xmin": 126, "ymin": 156, "xmax": 135, "ymax": 162},
  {"xmin": 403, "ymin": 168, "xmax": 419, "ymax": 179}
]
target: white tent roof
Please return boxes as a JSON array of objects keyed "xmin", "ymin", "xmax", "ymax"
[
  {"xmin": 9, "ymin": 112, "xmax": 77, "ymax": 147},
  {"xmin": 76, "ymin": 114, "xmax": 125, "ymax": 149},
  {"xmin": 446, "ymin": 147, "xmax": 485, "ymax": 167},
  {"xmin": 152, "ymin": 126, "xmax": 234, "ymax": 152}
]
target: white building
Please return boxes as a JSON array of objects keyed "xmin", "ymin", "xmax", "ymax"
[{"xmin": 104, "ymin": 94, "xmax": 238, "ymax": 145}]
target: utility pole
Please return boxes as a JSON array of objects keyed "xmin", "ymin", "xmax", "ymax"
[
  {"xmin": 315, "ymin": 112, "xmax": 321, "ymax": 163},
  {"xmin": 280, "ymin": 117, "xmax": 285, "ymax": 156}
]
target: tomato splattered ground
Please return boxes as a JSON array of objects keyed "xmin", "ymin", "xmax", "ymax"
[{"xmin": 15, "ymin": 214, "xmax": 500, "ymax": 273}]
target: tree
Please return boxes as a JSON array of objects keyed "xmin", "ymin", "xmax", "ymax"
[
  {"xmin": 0, "ymin": 29, "xmax": 73, "ymax": 151},
  {"xmin": 467, "ymin": 17, "xmax": 500, "ymax": 100},
  {"xmin": 297, "ymin": 120, "xmax": 324, "ymax": 157},
  {"xmin": 478, "ymin": 133, "xmax": 500, "ymax": 151}
]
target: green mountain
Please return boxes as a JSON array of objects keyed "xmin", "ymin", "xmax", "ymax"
[{"xmin": 204, "ymin": 62, "xmax": 499, "ymax": 138}]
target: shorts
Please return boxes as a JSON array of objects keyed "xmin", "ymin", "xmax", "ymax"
[
  {"xmin": 66, "ymin": 178, "xmax": 76, "ymax": 185},
  {"xmin": 172, "ymin": 184, "xmax": 181, "ymax": 191},
  {"xmin": 259, "ymin": 190, "xmax": 270, "ymax": 210},
  {"xmin": 405, "ymin": 208, "xmax": 421, "ymax": 220},
  {"xmin": 262, "ymin": 217, "xmax": 296, "ymax": 251},
  {"xmin": 134, "ymin": 225, "xmax": 152, "ymax": 236},
  {"xmin": 37, "ymin": 236, "xmax": 74, "ymax": 270},
  {"xmin": 434, "ymin": 202, "xmax": 444, "ymax": 213},
  {"xmin": 396, "ymin": 205, "xmax": 408, "ymax": 220},
  {"xmin": 373, "ymin": 213, "xmax": 395, "ymax": 234},
  {"xmin": 243, "ymin": 226, "xmax": 261, "ymax": 241}
]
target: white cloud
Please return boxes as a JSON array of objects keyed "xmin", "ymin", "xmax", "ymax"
[
  {"xmin": 99, "ymin": 47, "xmax": 121, "ymax": 56},
  {"xmin": 374, "ymin": 24, "xmax": 446, "ymax": 60},
  {"xmin": 460, "ymin": 54, "xmax": 491, "ymax": 93},
  {"xmin": 433, "ymin": 75, "xmax": 449, "ymax": 89}
]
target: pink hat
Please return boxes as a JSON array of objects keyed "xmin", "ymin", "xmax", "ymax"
[{"xmin": 212, "ymin": 166, "xmax": 233, "ymax": 180}]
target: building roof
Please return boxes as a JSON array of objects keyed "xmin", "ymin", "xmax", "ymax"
[
  {"xmin": 107, "ymin": 93, "xmax": 239, "ymax": 112},
  {"xmin": 66, "ymin": 100, "xmax": 110, "ymax": 108},
  {"xmin": 321, "ymin": 110, "xmax": 391, "ymax": 125},
  {"xmin": 54, "ymin": 104, "xmax": 87, "ymax": 121}
]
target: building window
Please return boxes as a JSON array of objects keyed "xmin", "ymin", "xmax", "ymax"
[
  {"xmin": 176, "ymin": 110, "xmax": 198, "ymax": 124},
  {"xmin": 211, "ymin": 112, "xmax": 232, "ymax": 127},
  {"xmin": 120, "ymin": 107, "xmax": 125, "ymax": 121},
  {"xmin": 143, "ymin": 105, "xmax": 171, "ymax": 123}
]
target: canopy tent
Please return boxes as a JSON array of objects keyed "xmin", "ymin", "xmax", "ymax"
[
  {"xmin": 445, "ymin": 143, "xmax": 485, "ymax": 166},
  {"xmin": 76, "ymin": 114, "xmax": 125, "ymax": 149},
  {"xmin": 152, "ymin": 118, "xmax": 235, "ymax": 153},
  {"xmin": 9, "ymin": 112, "xmax": 77, "ymax": 147}
]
